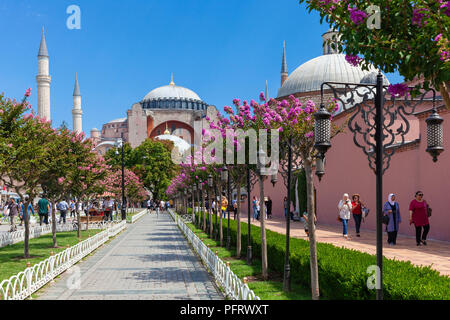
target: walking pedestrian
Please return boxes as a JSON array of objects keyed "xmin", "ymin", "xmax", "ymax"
[
  {"xmin": 409, "ymin": 191, "xmax": 431, "ymax": 246},
  {"xmin": 8, "ymin": 198, "xmax": 19, "ymax": 232},
  {"xmin": 18, "ymin": 200, "xmax": 24, "ymax": 226},
  {"xmin": 338, "ymin": 194, "xmax": 352, "ymax": 240},
  {"xmin": 221, "ymin": 194, "xmax": 228, "ymax": 219},
  {"xmin": 232, "ymin": 197, "xmax": 238, "ymax": 220},
  {"xmin": 147, "ymin": 199, "xmax": 152, "ymax": 214},
  {"xmin": 351, "ymin": 194, "xmax": 364, "ymax": 237},
  {"xmin": 38, "ymin": 195, "xmax": 50, "ymax": 226},
  {"xmin": 252, "ymin": 196, "xmax": 258, "ymax": 221},
  {"xmin": 20, "ymin": 198, "xmax": 35, "ymax": 225},
  {"xmin": 0, "ymin": 199, "xmax": 11, "ymax": 225},
  {"xmin": 383, "ymin": 194, "xmax": 401, "ymax": 246},
  {"xmin": 284, "ymin": 196, "xmax": 288, "ymax": 218},
  {"xmin": 266, "ymin": 197, "xmax": 273, "ymax": 219},
  {"xmin": 57, "ymin": 198, "xmax": 69, "ymax": 224}
]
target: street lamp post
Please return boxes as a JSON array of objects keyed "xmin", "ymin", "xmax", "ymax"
[
  {"xmin": 208, "ymin": 174, "xmax": 213, "ymax": 238},
  {"xmin": 317, "ymin": 73, "xmax": 443, "ymax": 300},
  {"xmin": 246, "ymin": 166, "xmax": 252, "ymax": 265},
  {"xmin": 115, "ymin": 137, "xmax": 126, "ymax": 221}
]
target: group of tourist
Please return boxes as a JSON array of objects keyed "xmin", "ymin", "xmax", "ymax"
[
  {"xmin": 0, "ymin": 194, "xmax": 127, "ymax": 232},
  {"xmin": 252, "ymin": 196, "xmax": 273, "ymax": 221},
  {"xmin": 146, "ymin": 199, "xmax": 170, "ymax": 214},
  {"xmin": 337, "ymin": 191, "xmax": 432, "ymax": 246}
]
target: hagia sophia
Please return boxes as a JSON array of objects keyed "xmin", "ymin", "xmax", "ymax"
[{"xmin": 34, "ymin": 28, "xmax": 449, "ymax": 242}]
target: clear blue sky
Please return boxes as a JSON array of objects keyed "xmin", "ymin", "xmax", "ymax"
[{"xmin": 0, "ymin": 0, "xmax": 403, "ymax": 133}]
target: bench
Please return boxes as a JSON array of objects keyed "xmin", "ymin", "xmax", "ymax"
[{"xmin": 79, "ymin": 216, "xmax": 104, "ymax": 223}]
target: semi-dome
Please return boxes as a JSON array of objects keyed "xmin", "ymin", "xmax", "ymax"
[
  {"xmin": 277, "ymin": 54, "xmax": 381, "ymax": 98},
  {"xmin": 141, "ymin": 76, "xmax": 208, "ymax": 111},
  {"xmin": 155, "ymin": 134, "xmax": 191, "ymax": 154}
]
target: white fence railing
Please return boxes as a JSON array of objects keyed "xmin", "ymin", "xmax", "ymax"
[
  {"xmin": 168, "ymin": 209, "xmax": 260, "ymax": 300},
  {"xmin": 0, "ymin": 221, "xmax": 119, "ymax": 248},
  {"xmin": 128, "ymin": 209, "xmax": 147, "ymax": 224},
  {"xmin": 0, "ymin": 221, "xmax": 127, "ymax": 300}
]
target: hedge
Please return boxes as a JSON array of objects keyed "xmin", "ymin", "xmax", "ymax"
[{"xmin": 188, "ymin": 210, "xmax": 450, "ymax": 300}]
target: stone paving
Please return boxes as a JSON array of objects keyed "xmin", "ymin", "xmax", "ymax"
[
  {"xmin": 244, "ymin": 215, "xmax": 450, "ymax": 276},
  {"xmin": 36, "ymin": 212, "xmax": 223, "ymax": 300}
]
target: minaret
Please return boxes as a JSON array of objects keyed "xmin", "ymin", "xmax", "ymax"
[
  {"xmin": 72, "ymin": 73, "xmax": 83, "ymax": 134},
  {"xmin": 281, "ymin": 41, "xmax": 288, "ymax": 87},
  {"xmin": 37, "ymin": 27, "xmax": 51, "ymax": 121},
  {"xmin": 265, "ymin": 80, "xmax": 269, "ymax": 101},
  {"xmin": 322, "ymin": 29, "xmax": 340, "ymax": 55}
]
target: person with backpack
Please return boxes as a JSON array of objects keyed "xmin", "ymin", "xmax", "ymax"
[{"xmin": 383, "ymin": 194, "xmax": 401, "ymax": 246}]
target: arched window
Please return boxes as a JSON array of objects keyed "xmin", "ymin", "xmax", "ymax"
[{"xmin": 182, "ymin": 101, "xmax": 187, "ymax": 109}]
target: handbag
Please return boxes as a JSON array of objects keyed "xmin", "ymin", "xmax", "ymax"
[
  {"xmin": 382, "ymin": 214, "xmax": 389, "ymax": 225},
  {"xmin": 427, "ymin": 206, "xmax": 432, "ymax": 217},
  {"xmin": 337, "ymin": 216, "xmax": 342, "ymax": 222}
]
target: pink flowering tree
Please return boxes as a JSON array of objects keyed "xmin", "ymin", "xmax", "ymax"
[
  {"xmin": 300, "ymin": 0, "xmax": 450, "ymax": 107},
  {"xmin": 65, "ymin": 135, "xmax": 109, "ymax": 236},
  {"xmin": 207, "ymin": 100, "xmax": 260, "ymax": 257},
  {"xmin": 102, "ymin": 168, "xmax": 148, "ymax": 214},
  {"xmin": 0, "ymin": 89, "xmax": 59, "ymax": 257}
]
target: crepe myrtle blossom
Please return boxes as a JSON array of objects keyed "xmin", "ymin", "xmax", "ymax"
[
  {"xmin": 441, "ymin": 0, "xmax": 450, "ymax": 16},
  {"xmin": 25, "ymin": 88, "xmax": 31, "ymax": 97},
  {"xmin": 348, "ymin": 6, "xmax": 367, "ymax": 25},
  {"xmin": 388, "ymin": 83, "xmax": 410, "ymax": 98},
  {"xmin": 345, "ymin": 54, "xmax": 363, "ymax": 67}
]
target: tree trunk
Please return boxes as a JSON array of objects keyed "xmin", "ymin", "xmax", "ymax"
[
  {"xmin": 209, "ymin": 188, "xmax": 213, "ymax": 238},
  {"xmin": 77, "ymin": 204, "xmax": 81, "ymax": 239},
  {"xmin": 52, "ymin": 199, "xmax": 57, "ymax": 248},
  {"xmin": 86, "ymin": 200, "xmax": 89, "ymax": 231},
  {"xmin": 219, "ymin": 184, "xmax": 223, "ymax": 246},
  {"xmin": 236, "ymin": 182, "xmax": 242, "ymax": 258},
  {"xmin": 202, "ymin": 190, "xmax": 206, "ymax": 232},
  {"xmin": 24, "ymin": 200, "xmax": 30, "ymax": 258},
  {"xmin": 259, "ymin": 174, "xmax": 268, "ymax": 280},
  {"xmin": 304, "ymin": 159, "xmax": 320, "ymax": 300}
]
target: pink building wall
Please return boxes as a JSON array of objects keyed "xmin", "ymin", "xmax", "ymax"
[{"xmin": 241, "ymin": 105, "xmax": 450, "ymax": 242}]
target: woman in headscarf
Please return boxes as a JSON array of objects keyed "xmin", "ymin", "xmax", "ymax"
[
  {"xmin": 338, "ymin": 194, "xmax": 352, "ymax": 239},
  {"xmin": 383, "ymin": 194, "xmax": 401, "ymax": 246}
]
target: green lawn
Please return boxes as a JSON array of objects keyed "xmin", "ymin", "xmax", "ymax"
[
  {"xmin": 185, "ymin": 222, "xmax": 311, "ymax": 300},
  {"xmin": 0, "ymin": 230, "xmax": 101, "ymax": 282}
]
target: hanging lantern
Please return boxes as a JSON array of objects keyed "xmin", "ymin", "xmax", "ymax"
[
  {"xmin": 270, "ymin": 172, "xmax": 278, "ymax": 187},
  {"xmin": 221, "ymin": 166, "xmax": 228, "ymax": 182},
  {"xmin": 425, "ymin": 108, "xmax": 444, "ymax": 162},
  {"xmin": 193, "ymin": 184, "xmax": 197, "ymax": 192},
  {"xmin": 314, "ymin": 104, "xmax": 332, "ymax": 158},
  {"xmin": 315, "ymin": 156, "xmax": 325, "ymax": 182},
  {"xmin": 208, "ymin": 174, "xmax": 213, "ymax": 187},
  {"xmin": 198, "ymin": 182, "xmax": 203, "ymax": 191}
]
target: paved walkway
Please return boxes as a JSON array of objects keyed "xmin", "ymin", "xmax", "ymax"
[
  {"xmin": 36, "ymin": 212, "xmax": 223, "ymax": 300},
  {"xmin": 243, "ymin": 216, "xmax": 450, "ymax": 276}
]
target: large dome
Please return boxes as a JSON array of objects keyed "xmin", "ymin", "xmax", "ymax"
[
  {"xmin": 141, "ymin": 77, "xmax": 208, "ymax": 111},
  {"xmin": 277, "ymin": 54, "xmax": 380, "ymax": 98},
  {"xmin": 143, "ymin": 82, "xmax": 202, "ymax": 102}
]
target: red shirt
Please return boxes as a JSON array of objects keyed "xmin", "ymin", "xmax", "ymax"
[
  {"xmin": 352, "ymin": 201, "xmax": 362, "ymax": 215},
  {"xmin": 409, "ymin": 199, "xmax": 429, "ymax": 227}
]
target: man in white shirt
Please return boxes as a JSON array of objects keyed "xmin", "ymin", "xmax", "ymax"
[{"xmin": 103, "ymin": 197, "xmax": 114, "ymax": 222}]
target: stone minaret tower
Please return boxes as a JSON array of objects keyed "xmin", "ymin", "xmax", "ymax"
[
  {"xmin": 281, "ymin": 41, "xmax": 288, "ymax": 87},
  {"xmin": 37, "ymin": 28, "xmax": 51, "ymax": 121},
  {"xmin": 322, "ymin": 29, "xmax": 340, "ymax": 55},
  {"xmin": 72, "ymin": 73, "xmax": 83, "ymax": 134}
]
